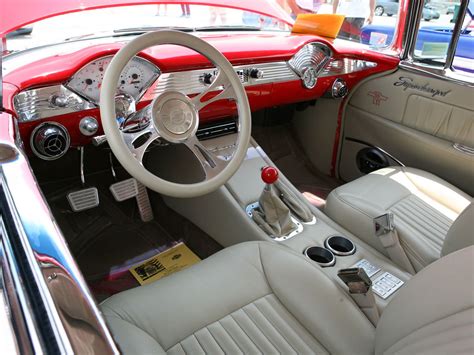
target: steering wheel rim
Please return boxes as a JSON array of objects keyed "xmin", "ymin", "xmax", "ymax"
[{"xmin": 100, "ymin": 30, "xmax": 251, "ymax": 198}]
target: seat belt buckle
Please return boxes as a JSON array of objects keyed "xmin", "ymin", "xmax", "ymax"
[
  {"xmin": 338, "ymin": 267, "xmax": 372, "ymax": 294},
  {"xmin": 374, "ymin": 213, "xmax": 394, "ymax": 236}
]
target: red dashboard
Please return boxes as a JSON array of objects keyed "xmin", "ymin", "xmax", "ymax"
[{"xmin": 2, "ymin": 32, "xmax": 399, "ymax": 156}]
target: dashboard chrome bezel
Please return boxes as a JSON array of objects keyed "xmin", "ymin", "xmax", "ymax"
[{"xmin": 65, "ymin": 54, "xmax": 161, "ymax": 105}]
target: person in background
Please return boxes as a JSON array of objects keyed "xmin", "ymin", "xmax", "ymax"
[
  {"xmin": 210, "ymin": 7, "xmax": 227, "ymax": 25},
  {"xmin": 333, "ymin": 0, "xmax": 375, "ymax": 41},
  {"xmin": 156, "ymin": 4, "xmax": 168, "ymax": 16},
  {"xmin": 277, "ymin": 0, "xmax": 322, "ymax": 19},
  {"xmin": 180, "ymin": 4, "xmax": 191, "ymax": 18}
]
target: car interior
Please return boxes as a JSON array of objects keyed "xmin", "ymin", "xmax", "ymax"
[{"xmin": 1, "ymin": 1, "xmax": 473, "ymax": 354}]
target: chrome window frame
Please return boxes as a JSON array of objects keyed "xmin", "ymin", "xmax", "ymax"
[{"xmin": 400, "ymin": 0, "xmax": 473, "ymax": 86}]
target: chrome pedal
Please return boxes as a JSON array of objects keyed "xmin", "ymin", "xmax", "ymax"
[
  {"xmin": 67, "ymin": 187, "xmax": 99, "ymax": 212},
  {"xmin": 136, "ymin": 182, "xmax": 154, "ymax": 222},
  {"xmin": 109, "ymin": 178, "xmax": 139, "ymax": 202}
]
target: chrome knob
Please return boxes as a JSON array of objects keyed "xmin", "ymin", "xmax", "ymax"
[
  {"xmin": 79, "ymin": 116, "xmax": 99, "ymax": 136},
  {"xmin": 50, "ymin": 95, "xmax": 68, "ymax": 107},
  {"xmin": 332, "ymin": 78, "xmax": 348, "ymax": 99}
]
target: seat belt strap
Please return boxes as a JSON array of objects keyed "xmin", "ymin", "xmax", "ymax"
[{"xmin": 374, "ymin": 213, "xmax": 416, "ymax": 274}]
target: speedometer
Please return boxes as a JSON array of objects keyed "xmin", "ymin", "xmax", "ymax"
[{"xmin": 66, "ymin": 56, "xmax": 160, "ymax": 104}]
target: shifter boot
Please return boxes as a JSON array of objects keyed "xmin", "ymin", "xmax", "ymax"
[
  {"xmin": 275, "ymin": 180, "xmax": 314, "ymax": 223},
  {"xmin": 252, "ymin": 185, "xmax": 297, "ymax": 237}
]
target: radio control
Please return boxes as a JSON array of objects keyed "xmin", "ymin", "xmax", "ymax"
[
  {"xmin": 200, "ymin": 73, "xmax": 215, "ymax": 85},
  {"xmin": 248, "ymin": 68, "xmax": 263, "ymax": 79}
]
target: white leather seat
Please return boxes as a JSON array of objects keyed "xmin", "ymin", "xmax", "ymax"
[
  {"xmin": 101, "ymin": 241, "xmax": 474, "ymax": 354},
  {"xmin": 325, "ymin": 167, "xmax": 473, "ymax": 271}
]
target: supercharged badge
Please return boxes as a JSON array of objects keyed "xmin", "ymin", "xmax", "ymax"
[{"xmin": 393, "ymin": 76, "xmax": 451, "ymax": 97}]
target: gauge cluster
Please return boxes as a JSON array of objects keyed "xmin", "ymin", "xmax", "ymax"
[{"xmin": 66, "ymin": 56, "xmax": 160, "ymax": 104}]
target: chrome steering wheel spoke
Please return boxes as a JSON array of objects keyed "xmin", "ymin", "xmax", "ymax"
[
  {"xmin": 122, "ymin": 121, "xmax": 160, "ymax": 163},
  {"xmin": 183, "ymin": 135, "xmax": 229, "ymax": 179},
  {"xmin": 191, "ymin": 71, "xmax": 237, "ymax": 112}
]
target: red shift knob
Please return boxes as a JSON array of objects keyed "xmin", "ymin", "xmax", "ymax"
[{"xmin": 261, "ymin": 166, "xmax": 279, "ymax": 184}]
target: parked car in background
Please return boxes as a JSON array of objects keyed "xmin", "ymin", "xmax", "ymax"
[
  {"xmin": 375, "ymin": 0, "xmax": 399, "ymax": 17},
  {"xmin": 375, "ymin": 0, "xmax": 440, "ymax": 20}
]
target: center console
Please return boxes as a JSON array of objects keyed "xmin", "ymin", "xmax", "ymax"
[{"xmin": 163, "ymin": 134, "xmax": 412, "ymax": 314}]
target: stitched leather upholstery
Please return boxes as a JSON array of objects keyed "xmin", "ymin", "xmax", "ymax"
[
  {"xmin": 101, "ymin": 242, "xmax": 474, "ymax": 354},
  {"xmin": 325, "ymin": 167, "xmax": 472, "ymax": 271}
]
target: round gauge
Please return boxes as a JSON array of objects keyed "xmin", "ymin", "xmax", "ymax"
[
  {"xmin": 67, "ymin": 57, "xmax": 112, "ymax": 103},
  {"xmin": 302, "ymin": 67, "xmax": 318, "ymax": 89},
  {"xmin": 66, "ymin": 56, "xmax": 160, "ymax": 105},
  {"xmin": 119, "ymin": 65, "xmax": 145, "ymax": 97}
]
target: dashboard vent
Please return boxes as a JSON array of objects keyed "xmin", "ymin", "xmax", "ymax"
[
  {"xmin": 30, "ymin": 122, "xmax": 70, "ymax": 160},
  {"xmin": 196, "ymin": 119, "xmax": 238, "ymax": 141}
]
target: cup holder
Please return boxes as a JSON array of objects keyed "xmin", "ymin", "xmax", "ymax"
[
  {"xmin": 324, "ymin": 235, "xmax": 356, "ymax": 256},
  {"xmin": 304, "ymin": 246, "xmax": 335, "ymax": 267}
]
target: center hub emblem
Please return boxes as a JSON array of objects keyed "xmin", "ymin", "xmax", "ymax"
[{"xmin": 160, "ymin": 99, "xmax": 194, "ymax": 135}]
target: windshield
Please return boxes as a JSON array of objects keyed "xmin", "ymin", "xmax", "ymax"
[{"xmin": 5, "ymin": 4, "xmax": 290, "ymax": 53}]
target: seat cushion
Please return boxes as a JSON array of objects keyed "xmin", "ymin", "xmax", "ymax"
[
  {"xmin": 325, "ymin": 167, "xmax": 472, "ymax": 271},
  {"xmin": 101, "ymin": 242, "xmax": 375, "ymax": 354}
]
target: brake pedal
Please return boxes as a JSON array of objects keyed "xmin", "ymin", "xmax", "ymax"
[
  {"xmin": 110, "ymin": 178, "xmax": 139, "ymax": 202},
  {"xmin": 67, "ymin": 187, "xmax": 99, "ymax": 212}
]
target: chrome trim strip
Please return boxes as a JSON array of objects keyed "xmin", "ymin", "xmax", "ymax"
[
  {"xmin": 14, "ymin": 85, "xmax": 96, "ymax": 122},
  {"xmin": 0, "ymin": 218, "xmax": 37, "ymax": 354},
  {"xmin": 320, "ymin": 58, "xmax": 377, "ymax": 77},
  {"xmin": 400, "ymin": 0, "xmax": 473, "ymax": 86},
  {"xmin": 401, "ymin": 0, "xmax": 424, "ymax": 60},
  {"xmin": 150, "ymin": 61, "xmax": 299, "ymax": 97},
  {"xmin": 0, "ymin": 170, "xmax": 72, "ymax": 354},
  {"xmin": 453, "ymin": 143, "xmax": 474, "ymax": 156},
  {"xmin": 398, "ymin": 61, "xmax": 474, "ymax": 87},
  {"xmin": 444, "ymin": 0, "xmax": 469, "ymax": 70},
  {"xmin": 0, "ymin": 135, "xmax": 119, "ymax": 353}
]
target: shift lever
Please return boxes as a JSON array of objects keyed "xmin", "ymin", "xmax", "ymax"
[
  {"xmin": 252, "ymin": 166, "xmax": 296, "ymax": 237},
  {"xmin": 262, "ymin": 166, "xmax": 314, "ymax": 223},
  {"xmin": 261, "ymin": 166, "xmax": 279, "ymax": 191}
]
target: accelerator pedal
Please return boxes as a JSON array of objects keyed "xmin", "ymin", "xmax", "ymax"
[
  {"xmin": 136, "ymin": 181, "xmax": 154, "ymax": 222},
  {"xmin": 110, "ymin": 178, "xmax": 154, "ymax": 222},
  {"xmin": 67, "ymin": 187, "xmax": 99, "ymax": 212}
]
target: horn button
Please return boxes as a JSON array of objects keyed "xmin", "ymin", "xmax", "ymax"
[{"xmin": 152, "ymin": 92, "xmax": 199, "ymax": 143}]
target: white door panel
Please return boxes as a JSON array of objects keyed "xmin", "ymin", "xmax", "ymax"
[{"xmin": 339, "ymin": 69, "xmax": 474, "ymax": 195}]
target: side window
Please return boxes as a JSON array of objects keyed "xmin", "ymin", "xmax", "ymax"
[{"xmin": 410, "ymin": 0, "xmax": 473, "ymax": 79}]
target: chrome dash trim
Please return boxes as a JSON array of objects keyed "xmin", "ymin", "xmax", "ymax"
[
  {"xmin": 288, "ymin": 42, "xmax": 332, "ymax": 77},
  {"xmin": 151, "ymin": 61, "xmax": 299, "ymax": 97},
  {"xmin": 14, "ymin": 85, "xmax": 96, "ymax": 122},
  {"xmin": 319, "ymin": 58, "xmax": 378, "ymax": 77}
]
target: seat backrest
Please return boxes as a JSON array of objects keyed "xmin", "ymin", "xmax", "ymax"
[
  {"xmin": 442, "ymin": 202, "xmax": 474, "ymax": 257},
  {"xmin": 375, "ymin": 246, "xmax": 474, "ymax": 354}
]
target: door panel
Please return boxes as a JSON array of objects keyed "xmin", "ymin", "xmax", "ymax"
[{"xmin": 338, "ymin": 68, "xmax": 474, "ymax": 195}]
